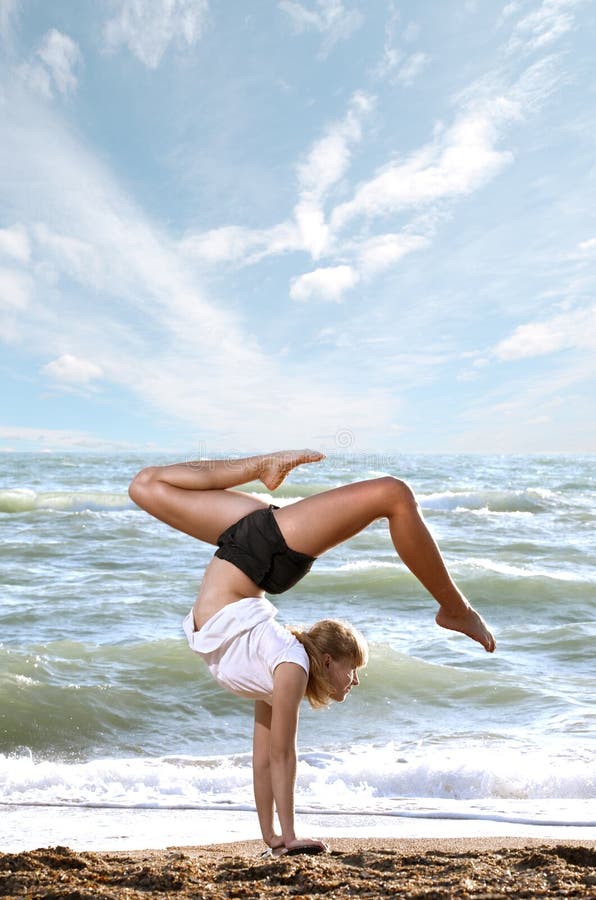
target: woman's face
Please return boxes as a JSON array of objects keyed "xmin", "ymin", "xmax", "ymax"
[{"xmin": 325, "ymin": 655, "xmax": 360, "ymax": 703}]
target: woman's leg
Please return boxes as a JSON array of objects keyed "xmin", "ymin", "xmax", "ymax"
[
  {"xmin": 130, "ymin": 450, "xmax": 494, "ymax": 650},
  {"xmin": 128, "ymin": 449, "xmax": 324, "ymax": 545},
  {"xmin": 274, "ymin": 476, "xmax": 496, "ymax": 652}
]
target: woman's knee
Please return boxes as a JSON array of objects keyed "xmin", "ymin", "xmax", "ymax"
[
  {"xmin": 128, "ymin": 466, "xmax": 159, "ymax": 505},
  {"xmin": 374, "ymin": 475, "xmax": 418, "ymax": 510}
]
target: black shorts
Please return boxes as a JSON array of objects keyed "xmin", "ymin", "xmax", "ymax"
[{"xmin": 214, "ymin": 505, "xmax": 316, "ymax": 594}]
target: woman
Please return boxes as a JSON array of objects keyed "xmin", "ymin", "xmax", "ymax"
[{"xmin": 129, "ymin": 449, "xmax": 495, "ymax": 854}]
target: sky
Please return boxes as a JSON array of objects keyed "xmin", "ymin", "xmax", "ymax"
[{"xmin": 1, "ymin": 0, "xmax": 595, "ymax": 457}]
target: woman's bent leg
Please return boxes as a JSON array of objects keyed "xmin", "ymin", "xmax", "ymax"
[
  {"xmin": 274, "ymin": 476, "xmax": 496, "ymax": 652},
  {"xmin": 128, "ymin": 449, "xmax": 324, "ymax": 545}
]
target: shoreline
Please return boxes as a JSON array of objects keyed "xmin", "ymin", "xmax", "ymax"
[
  {"xmin": 1, "ymin": 837, "xmax": 595, "ymax": 898},
  {"xmin": 2, "ymin": 804, "xmax": 595, "ymax": 854}
]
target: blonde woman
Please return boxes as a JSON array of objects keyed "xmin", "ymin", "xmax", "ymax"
[{"xmin": 129, "ymin": 449, "xmax": 495, "ymax": 854}]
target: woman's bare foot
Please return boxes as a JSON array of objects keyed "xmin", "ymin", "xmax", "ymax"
[
  {"xmin": 259, "ymin": 450, "xmax": 325, "ymax": 491},
  {"xmin": 435, "ymin": 605, "xmax": 496, "ymax": 653}
]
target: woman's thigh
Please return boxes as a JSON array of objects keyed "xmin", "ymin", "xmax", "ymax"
[
  {"xmin": 134, "ymin": 482, "xmax": 269, "ymax": 545},
  {"xmin": 273, "ymin": 478, "xmax": 391, "ymax": 557}
]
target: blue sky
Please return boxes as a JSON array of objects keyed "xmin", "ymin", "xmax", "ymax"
[{"xmin": 1, "ymin": 0, "xmax": 595, "ymax": 456}]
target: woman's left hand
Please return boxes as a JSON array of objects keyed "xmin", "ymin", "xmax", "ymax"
[{"xmin": 266, "ymin": 833, "xmax": 285, "ymax": 851}]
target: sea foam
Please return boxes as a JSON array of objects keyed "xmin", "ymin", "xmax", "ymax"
[{"xmin": 1, "ymin": 741, "xmax": 594, "ymax": 820}]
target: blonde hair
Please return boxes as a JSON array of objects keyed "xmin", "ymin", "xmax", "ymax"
[{"xmin": 288, "ymin": 619, "xmax": 368, "ymax": 709}]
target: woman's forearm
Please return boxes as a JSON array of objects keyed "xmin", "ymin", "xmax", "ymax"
[
  {"xmin": 270, "ymin": 750, "xmax": 298, "ymax": 844},
  {"xmin": 252, "ymin": 700, "xmax": 283, "ymax": 846},
  {"xmin": 253, "ymin": 761, "xmax": 276, "ymax": 844}
]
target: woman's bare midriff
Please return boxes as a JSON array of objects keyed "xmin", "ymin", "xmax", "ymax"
[{"xmin": 192, "ymin": 556, "xmax": 265, "ymax": 630}]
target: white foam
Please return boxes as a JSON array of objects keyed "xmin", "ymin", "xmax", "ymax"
[
  {"xmin": 1, "ymin": 741, "xmax": 593, "ymax": 824},
  {"xmin": 465, "ymin": 507, "xmax": 533, "ymax": 518},
  {"xmin": 462, "ymin": 557, "xmax": 588, "ymax": 582},
  {"xmin": 334, "ymin": 560, "xmax": 401, "ymax": 572},
  {"xmin": 420, "ymin": 489, "xmax": 547, "ymax": 514},
  {"xmin": 247, "ymin": 492, "xmax": 304, "ymax": 507},
  {"xmin": 0, "ymin": 489, "xmax": 133, "ymax": 513}
]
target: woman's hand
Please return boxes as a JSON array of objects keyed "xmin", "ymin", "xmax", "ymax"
[
  {"xmin": 266, "ymin": 833, "xmax": 285, "ymax": 851},
  {"xmin": 262, "ymin": 835, "xmax": 329, "ymax": 857},
  {"xmin": 284, "ymin": 837, "xmax": 330, "ymax": 854}
]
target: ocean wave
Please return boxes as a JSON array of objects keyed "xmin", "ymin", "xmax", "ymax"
[
  {"xmin": 0, "ymin": 489, "xmax": 133, "ymax": 514},
  {"xmin": 0, "ymin": 484, "xmax": 585, "ymax": 530},
  {"xmin": 0, "ymin": 486, "xmax": 328, "ymax": 515},
  {"xmin": 460, "ymin": 557, "xmax": 592, "ymax": 583},
  {"xmin": 333, "ymin": 560, "xmax": 402, "ymax": 572},
  {"xmin": 360, "ymin": 648, "xmax": 552, "ymax": 716},
  {"xmin": 420, "ymin": 489, "xmax": 554, "ymax": 514},
  {"xmin": 0, "ymin": 640, "xmax": 250, "ymax": 757},
  {"xmin": 3, "ymin": 633, "xmax": 590, "ymax": 761},
  {"xmin": 0, "ymin": 484, "xmax": 565, "ymax": 516},
  {"xmin": 1, "ymin": 741, "xmax": 593, "ymax": 822}
]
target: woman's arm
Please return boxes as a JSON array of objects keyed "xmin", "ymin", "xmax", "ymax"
[
  {"xmin": 267, "ymin": 664, "xmax": 303, "ymax": 846},
  {"xmin": 267, "ymin": 663, "xmax": 328, "ymax": 852},
  {"xmin": 253, "ymin": 700, "xmax": 283, "ymax": 849}
]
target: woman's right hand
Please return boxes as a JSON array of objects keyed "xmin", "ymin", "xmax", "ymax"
[{"xmin": 284, "ymin": 837, "xmax": 329, "ymax": 854}]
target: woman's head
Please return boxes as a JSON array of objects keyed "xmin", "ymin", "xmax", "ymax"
[{"xmin": 289, "ymin": 619, "xmax": 368, "ymax": 709}]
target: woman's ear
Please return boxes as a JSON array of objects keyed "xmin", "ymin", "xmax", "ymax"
[{"xmin": 323, "ymin": 653, "xmax": 332, "ymax": 668}]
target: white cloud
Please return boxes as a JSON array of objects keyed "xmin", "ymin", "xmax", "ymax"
[
  {"xmin": 374, "ymin": 1, "xmax": 401, "ymax": 81},
  {"xmin": 298, "ymin": 127, "xmax": 351, "ymax": 196},
  {"xmin": 41, "ymin": 353, "xmax": 104, "ymax": 385},
  {"xmin": 396, "ymin": 51, "xmax": 431, "ymax": 86},
  {"xmin": 356, "ymin": 233, "xmax": 429, "ymax": 277},
  {"xmin": 0, "ymin": 86, "xmax": 391, "ymax": 448},
  {"xmin": 331, "ymin": 96, "xmax": 518, "ymax": 231},
  {"xmin": 577, "ymin": 237, "xmax": 596, "ymax": 255},
  {"xmin": 17, "ymin": 28, "xmax": 82, "ymax": 98},
  {"xmin": 279, "ymin": 0, "xmax": 363, "ymax": 55},
  {"xmin": 493, "ymin": 305, "xmax": 596, "ymax": 360},
  {"xmin": 1, "ymin": 0, "xmax": 592, "ymax": 453},
  {"xmin": 0, "ymin": 267, "xmax": 31, "ymax": 310},
  {"xmin": 0, "ymin": 0, "xmax": 20, "ymax": 44},
  {"xmin": 1, "ymin": 89, "xmax": 268, "ymax": 391},
  {"xmin": 0, "ymin": 224, "xmax": 30, "ymax": 262},
  {"xmin": 374, "ymin": 5, "xmax": 429, "ymax": 86},
  {"xmin": 293, "ymin": 90, "xmax": 374, "ymax": 258},
  {"xmin": 103, "ymin": 0, "xmax": 209, "ymax": 69},
  {"xmin": 182, "ymin": 90, "xmax": 374, "ymax": 266},
  {"xmin": 456, "ymin": 356, "xmax": 490, "ymax": 383},
  {"xmin": 37, "ymin": 29, "xmax": 82, "ymax": 94},
  {"xmin": 34, "ymin": 224, "xmax": 102, "ymax": 286},
  {"xmin": 180, "ymin": 53, "xmax": 546, "ymax": 293},
  {"xmin": 402, "ymin": 21, "xmax": 420, "ymax": 43},
  {"xmin": 181, "ymin": 8, "xmax": 577, "ymax": 307},
  {"xmin": 500, "ymin": 1, "xmax": 523, "ymax": 20},
  {"xmin": 17, "ymin": 60, "xmax": 52, "ymax": 97},
  {"xmin": 293, "ymin": 200, "xmax": 330, "ymax": 260},
  {"xmin": 507, "ymin": 0, "xmax": 576, "ymax": 53},
  {"xmin": 181, "ymin": 222, "xmax": 299, "ymax": 266},
  {"xmin": 182, "ymin": 7, "xmax": 572, "ymax": 296},
  {"xmin": 0, "ymin": 424, "xmax": 132, "ymax": 450},
  {"xmin": 0, "ymin": 267, "xmax": 31, "ymax": 341},
  {"xmin": 297, "ymin": 91, "xmax": 373, "ymax": 199},
  {"xmin": 290, "ymin": 264, "xmax": 359, "ymax": 302},
  {"xmin": 181, "ymin": 225, "xmax": 263, "ymax": 264},
  {"xmin": 455, "ymin": 353, "xmax": 596, "ymax": 453}
]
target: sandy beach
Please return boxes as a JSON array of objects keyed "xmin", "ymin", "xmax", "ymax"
[{"xmin": 1, "ymin": 837, "xmax": 594, "ymax": 898}]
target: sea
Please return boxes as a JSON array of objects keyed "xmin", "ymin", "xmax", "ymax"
[{"xmin": 1, "ymin": 451, "xmax": 594, "ymax": 851}]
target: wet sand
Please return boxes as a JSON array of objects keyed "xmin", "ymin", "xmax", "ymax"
[{"xmin": 1, "ymin": 837, "xmax": 595, "ymax": 898}]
